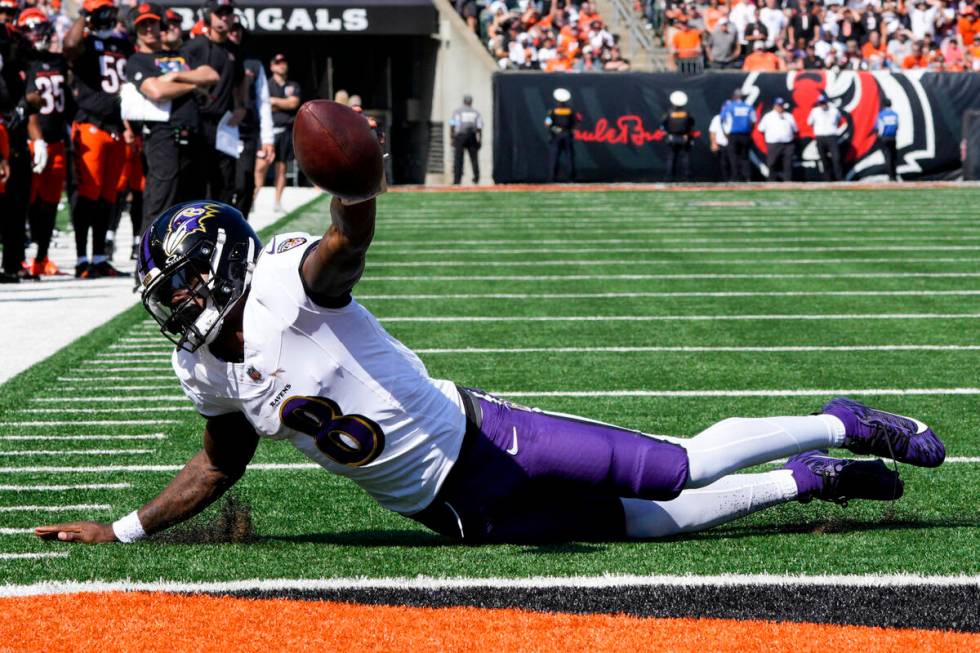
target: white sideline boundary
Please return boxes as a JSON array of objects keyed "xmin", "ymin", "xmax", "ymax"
[
  {"xmin": 0, "ymin": 574, "xmax": 976, "ymax": 597},
  {"xmin": 0, "ymin": 459, "xmax": 977, "ymax": 475}
]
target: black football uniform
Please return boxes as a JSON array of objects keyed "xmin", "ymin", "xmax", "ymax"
[
  {"xmin": 25, "ymin": 51, "xmax": 69, "ymax": 143},
  {"xmin": 269, "ymin": 76, "xmax": 300, "ymax": 163},
  {"xmin": 71, "ymin": 33, "xmax": 132, "ymax": 131}
]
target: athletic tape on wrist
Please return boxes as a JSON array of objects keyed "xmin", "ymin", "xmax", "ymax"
[{"xmin": 112, "ymin": 510, "xmax": 147, "ymax": 543}]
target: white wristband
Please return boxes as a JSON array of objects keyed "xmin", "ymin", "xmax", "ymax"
[{"xmin": 112, "ymin": 510, "xmax": 147, "ymax": 543}]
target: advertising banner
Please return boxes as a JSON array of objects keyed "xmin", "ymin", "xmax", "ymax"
[{"xmin": 493, "ymin": 71, "xmax": 980, "ymax": 182}]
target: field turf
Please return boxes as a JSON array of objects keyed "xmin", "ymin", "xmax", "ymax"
[{"xmin": 1, "ymin": 187, "xmax": 978, "ymax": 641}]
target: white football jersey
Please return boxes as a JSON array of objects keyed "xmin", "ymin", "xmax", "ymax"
[{"xmin": 172, "ymin": 232, "xmax": 467, "ymax": 514}]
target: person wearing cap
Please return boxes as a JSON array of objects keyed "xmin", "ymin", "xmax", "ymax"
[
  {"xmin": 721, "ymin": 88, "xmax": 755, "ymax": 182},
  {"xmin": 162, "ymin": 9, "xmax": 184, "ymax": 51},
  {"xmin": 875, "ymin": 98, "xmax": 900, "ymax": 181},
  {"xmin": 545, "ymin": 87, "xmax": 577, "ymax": 182},
  {"xmin": 757, "ymin": 97, "xmax": 797, "ymax": 182},
  {"xmin": 449, "ymin": 94, "xmax": 483, "ymax": 185},
  {"xmin": 708, "ymin": 109, "xmax": 731, "ymax": 181},
  {"xmin": 660, "ymin": 90, "xmax": 695, "ymax": 182},
  {"xmin": 806, "ymin": 94, "xmax": 846, "ymax": 181},
  {"xmin": 267, "ymin": 52, "xmax": 300, "ymax": 214},
  {"xmin": 178, "ymin": 0, "xmax": 246, "ymax": 204},
  {"xmin": 125, "ymin": 2, "xmax": 218, "ymax": 236},
  {"xmin": 228, "ymin": 17, "xmax": 273, "ymax": 220},
  {"xmin": 62, "ymin": 0, "xmax": 134, "ymax": 278},
  {"xmin": 706, "ymin": 18, "xmax": 740, "ymax": 68}
]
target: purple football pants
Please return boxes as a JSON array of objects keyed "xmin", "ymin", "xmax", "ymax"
[{"xmin": 409, "ymin": 390, "xmax": 689, "ymax": 543}]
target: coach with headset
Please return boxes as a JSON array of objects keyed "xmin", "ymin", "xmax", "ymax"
[{"xmin": 180, "ymin": 0, "xmax": 246, "ymax": 203}]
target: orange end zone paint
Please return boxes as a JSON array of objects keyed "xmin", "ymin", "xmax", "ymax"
[{"xmin": 1, "ymin": 592, "xmax": 976, "ymax": 652}]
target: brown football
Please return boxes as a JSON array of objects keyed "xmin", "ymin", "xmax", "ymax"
[{"xmin": 292, "ymin": 100, "xmax": 384, "ymax": 200}]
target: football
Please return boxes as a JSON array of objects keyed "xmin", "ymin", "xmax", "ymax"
[{"xmin": 292, "ymin": 100, "xmax": 384, "ymax": 200}]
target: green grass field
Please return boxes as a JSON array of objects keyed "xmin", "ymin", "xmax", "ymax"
[{"xmin": 1, "ymin": 188, "xmax": 978, "ymax": 586}]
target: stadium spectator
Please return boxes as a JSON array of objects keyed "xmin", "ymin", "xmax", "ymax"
[
  {"xmin": 757, "ymin": 97, "xmax": 797, "ymax": 182},
  {"xmin": 162, "ymin": 8, "xmax": 183, "ymax": 51},
  {"xmin": 708, "ymin": 109, "xmax": 731, "ymax": 181},
  {"xmin": 267, "ymin": 53, "xmax": 300, "ymax": 214},
  {"xmin": 545, "ymin": 87, "xmax": 577, "ymax": 182},
  {"xmin": 807, "ymin": 94, "xmax": 846, "ymax": 181},
  {"xmin": 722, "ymin": 89, "xmax": 755, "ymax": 182},
  {"xmin": 0, "ymin": 17, "xmax": 33, "ymax": 284},
  {"xmin": 661, "ymin": 90, "xmax": 695, "ymax": 182},
  {"xmin": 229, "ymin": 19, "xmax": 274, "ymax": 221},
  {"xmin": 742, "ymin": 41, "xmax": 785, "ymax": 70},
  {"xmin": 758, "ymin": 0, "xmax": 787, "ymax": 49},
  {"xmin": 876, "ymin": 98, "xmax": 900, "ymax": 182},
  {"xmin": 888, "ymin": 30, "xmax": 914, "ymax": 64},
  {"xmin": 179, "ymin": 0, "xmax": 244, "ymax": 205},
  {"xmin": 671, "ymin": 16, "xmax": 703, "ymax": 70},
  {"xmin": 450, "ymin": 94, "xmax": 483, "ymax": 185},
  {"xmin": 706, "ymin": 18, "xmax": 740, "ymax": 68},
  {"xmin": 902, "ymin": 41, "xmax": 931, "ymax": 68}
]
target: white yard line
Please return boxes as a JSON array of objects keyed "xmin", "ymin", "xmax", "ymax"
[
  {"xmin": 57, "ymin": 378, "xmax": 175, "ymax": 384},
  {"xmin": 0, "ymin": 504, "xmax": 112, "ymax": 513},
  {"xmin": 15, "ymin": 407, "xmax": 190, "ymax": 414},
  {"xmin": 0, "ymin": 420, "xmax": 180, "ymax": 426},
  {"xmin": 0, "ymin": 450, "xmax": 152, "ymax": 457},
  {"xmin": 32, "ymin": 397, "xmax": 184, "ymax": 403},
  {"xmin": 358, "ymin": 290, "xmax": 980, "ymax": 300},
  {"xmin": 0, "ymin": 574, "xmax": 976, "ymax": 597},
  {"xmin": 378, "ymin": 314, "xmax": 980, "ymax": 323},
  {"xmin": 365, "ymin": 272, "xmax": 980, "ymax": 282},
  {"xmin": 411, "ymin": 345, "xmax": 980, "ymax": 354},
  {"xmin": 494, "ymin": 388, "xmax": 980, "ymax": 398},
  {"xmin": 0, "ymin": 483, "xmax": 130, "ymax": 491},
  {"xmin": 72, "ymin": 367, "xmax": 173, "ymax": 372},
  {"xmin": 0, "ymin": 529, "xmax": 40, "ymax": 535},
  {"xmin": 0, "ymin": 463, "xmax": 320, "ymax": 474},
  {"xmin": 0, "ymin": 435, "xmax": 165, "ymax": 441},
  {"xmin": 0, "ymin": 552, "xmax": 68, "ymax": 560},
  {"xmin": 53, "ymin": 385, "xmax": 178, "ymax": 391},
  {"xmin": 364, "ymin": 257, "xmax": 980, "ymax": 268}
]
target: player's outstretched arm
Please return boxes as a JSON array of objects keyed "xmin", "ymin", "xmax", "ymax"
[
  {"xmin": 300, "ymin": 196, "xmax": 377, "ymax": 301},
  {"xmin": 35, "ymin": 413, "xmax": 259, "ymax": 544}
]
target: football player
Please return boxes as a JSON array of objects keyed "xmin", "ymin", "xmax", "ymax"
[
  {"xmin": 35, "ymin": 186, "xmax": 947, "ymax": 545},
  {"xmin": 63, "ymin": 0, "xmax": 133, "ymax": 278},
  {"xmin": 22, "ymin": 7, "xmax": 69, "ymax": 276}
]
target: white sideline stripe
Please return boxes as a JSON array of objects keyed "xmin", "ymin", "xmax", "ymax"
[
  {"xmin": 0, "ymin": 420, "xmax": 179, "ymax": 426},
  {"xmin": 0, "ymin": 450, "xmax": 152, "ymax": 457},
  {"xmin": 53, "ymin": 385, "xmax": 178, "ymax": 391},
  {"xmin": 32, "ymin": 397, "xmax": 184, "ymax": 403},
  {"xmin": 494, "ymin": 388, "xmax": 980, "ymax": 398},
  {"xmin": 359, "ymin": 290, "xmax": 980, "ymax": 300},
  {"xmin": 364, "ymin": 273, "xmax": 980, "ymax": 282},
  {"xmin": 74, "ymin": 367, "xmax": 172, "ymax": 372},
  {"xmin": 57, "ymin": 378, "xmax": 175, "ymax": 384},
  {"xmin": 378, "ymin": 314, "xmax": 980, "ymax": 324},
  {"xmin": 365, "ymin": 257, "xmax": 980, "ymax": 268},
  {"xmin": 16, "ymin": 407, "xmax": 190, "ymax": 414},
  {"xmin": 0, "ymin": 504, "xmax": 112, "ymax": 513},
  {"xmin": 0, "ymin": 459, "xmax": 975, "ymax": 477},
  {"xmin": 414, "ymin": 345, "xmax": 980, "ymax": 354},
  {"xmin": 0, "ymin": 463, "xmax": 320, "ymax": 474},
  {"xmin": 0, "ymin": 435, "xmax": 165, "ymax": 441},
  {"xmin": 0, "ymin": 574, "xmax": 976, "ymax": 597},
  {"xmin": 0, "ymin": 553, "xmax": 69, "ymax": 560},
  {"xmin": 0, "ymin": 483, "xmax": 130, "ymax": 491}
]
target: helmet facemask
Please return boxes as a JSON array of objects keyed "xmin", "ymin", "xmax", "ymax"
[
  {"xmin": 22, "ymin": 19, "xmax": 54, "ymax": 51},
  {"xmin": 141, "ymin": 228, "xmax": 255, "ymax": 352},
  {"xmin": 87, "ymin": 5, "xmax": 118, "ymax": 37}
]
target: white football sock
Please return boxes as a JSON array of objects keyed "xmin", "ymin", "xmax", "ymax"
[
  {"xmin": 621, "ymin": 470, "xmax": 798, "ymax": 539},
  {"xmin": 662, "ymin": 414, "xmax": 845, "ymax": 488}
]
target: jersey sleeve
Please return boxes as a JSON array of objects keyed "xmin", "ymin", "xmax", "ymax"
[
  {"xmin": 171, "ymin": 350, "xmax": 237, "ymax": 417},
  {"xmin": 179, "ymin": 38, "xmax": 206, "ymax": 68},
  {"xmin": 125, "ymin": 53, "xmax": 159, "ymax": 91}
]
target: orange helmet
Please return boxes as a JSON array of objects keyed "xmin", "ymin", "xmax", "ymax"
[
  {"xmin": 0, "ymin": 0, "xmax": 18, "ymax": 13},
  {"xmin": 82, "ymin": 0, "xmax": 114, "ymax": 13},
  {"xmin": 17, "ymin": 7, "xmax": 48, "ymax": 28}
]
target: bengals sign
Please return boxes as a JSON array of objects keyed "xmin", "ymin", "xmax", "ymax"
[
  {"xmin": 494, "ymin": 71, "xmax": 980, "ymax": 183},
  {"xmin": 170, "ymin": 0, "xmax": 436, "ymax": 35}
]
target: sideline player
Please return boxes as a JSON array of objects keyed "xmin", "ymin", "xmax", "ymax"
[
  {"xmin": 22, "ymin": 7, "xmax": 68, "ymax": 276},
  {"xmin": 64, "ymin": 0, "xmax": 133, "ymax": 278}
]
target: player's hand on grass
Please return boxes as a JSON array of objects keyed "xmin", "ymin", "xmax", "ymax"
[{"xmin": 35, "ymin": 521, "xmax": 118, "ymax": 544}]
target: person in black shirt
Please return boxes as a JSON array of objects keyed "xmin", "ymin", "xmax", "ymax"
[
  {"xmin": 229, "ymin": 19, "xmax": 273, "ymax": 220},
  {"xmin": 63, "ymin": 0, "xmax": 133, "ymax": 278},
  {"xmin": 544, "ymin": 87, "xmax": 578, "ymax": 182},
  {"xmin": 0, "ymin": 22, "xmax": 36, "ymax": 283},
  {"xmin": 179, "ymin": 0, "xmax": 245, "ymax": 204},
  {"xmin": 125, "ymin": 3, "xmax": 217, "ymax": 236},
  {"xmin": 267, "ymin": 53, "xmax": 300, "ymax": 213},
  {"xmin": 660, "ymin": 90, "xmax": 695, "ymax": 182},
  {"xmin": 21, "ymin": 8, "xmax": 69, "ymax": 277}
]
